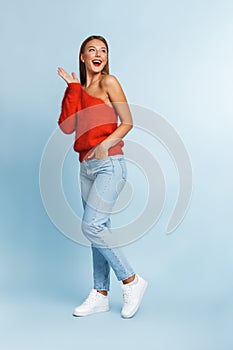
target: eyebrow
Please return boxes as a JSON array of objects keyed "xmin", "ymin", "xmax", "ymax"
[{"xmin": 87, "ymin": 45, "xmax": 107, "ymax": 50}]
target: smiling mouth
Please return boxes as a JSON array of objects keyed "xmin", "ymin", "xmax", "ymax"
[{"xmin": 92, "ymin": 59, "xmax": 102, "ymax": 67}]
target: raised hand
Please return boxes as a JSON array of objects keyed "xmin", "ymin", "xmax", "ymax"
[{"xmin": 57, "ymin": 67, "xmax": 79, "ymax": 85}]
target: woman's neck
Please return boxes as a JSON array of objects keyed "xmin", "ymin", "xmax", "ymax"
[{"xmin": 85, "ymin": 72, "xmax": 102, "ymax": 89}]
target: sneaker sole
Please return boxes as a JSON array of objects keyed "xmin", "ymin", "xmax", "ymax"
[
  {"xmin": 73, "ymin": 306, "xmax": 110, "ymax": 317},
  {"xmin": 121, "ymin": 280, "xmax": 148, "ymax": 319}
]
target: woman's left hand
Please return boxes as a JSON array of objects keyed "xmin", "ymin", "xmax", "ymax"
[{"xmin": 88, "ymin": 143, "xmax": 108, "ymax": 160}]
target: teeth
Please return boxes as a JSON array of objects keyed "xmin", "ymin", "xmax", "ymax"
[{"xmin": 93, "ymin": 60, "xmax": 102, "ymax": 64}]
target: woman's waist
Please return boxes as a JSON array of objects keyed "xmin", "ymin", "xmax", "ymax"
[{"xmin": 77, "ymin": 142, "xmax": 124, "ymax": 162}]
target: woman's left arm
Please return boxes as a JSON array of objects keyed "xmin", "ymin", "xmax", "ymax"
[{"xmin": 89, "ymin": 75, "xmax": 133, "ymax": 160}]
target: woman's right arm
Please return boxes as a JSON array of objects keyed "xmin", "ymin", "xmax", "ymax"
[{"xmin": 57, "ymin": 67, "xmax": 80, "ymax": 134}]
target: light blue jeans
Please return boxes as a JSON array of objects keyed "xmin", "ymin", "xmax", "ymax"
[{"xmin": 80, "ymin": 155, "xmax": 135, "ymax": 291}]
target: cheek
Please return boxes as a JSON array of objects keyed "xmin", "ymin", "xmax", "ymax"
[
  {"xmin": 84, "ymin": 51, "xmax": 94, "ymax": 60},
  {"xmin": 103, "ymin": 55, "xmax": 108, "ymax": 63}
]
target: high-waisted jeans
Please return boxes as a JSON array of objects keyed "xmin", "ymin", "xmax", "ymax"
[{"xmin": 80, "ymin": 155, "xmax": 135, "ymax": 291}]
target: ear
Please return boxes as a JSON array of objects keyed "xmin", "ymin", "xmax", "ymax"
[{"xmin": 80, "ymin": 54, "xmax": 85, "ymax": 63}]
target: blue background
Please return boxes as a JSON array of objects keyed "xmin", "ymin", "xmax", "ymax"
[{"xmin": 1, "ymin": 0, "xmax": 233, "ymax": 349}]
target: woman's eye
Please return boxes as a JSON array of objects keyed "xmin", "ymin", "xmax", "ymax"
[
  {"xmin": 102, "ymin": 49, "xmax": 106, "ymax": 53},
  {"xmin": 89, "ymin": 48, "xmax": 95, "ymax": 52}
]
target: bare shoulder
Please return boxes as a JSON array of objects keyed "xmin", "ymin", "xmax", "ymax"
[
  {"xmin": 101, "ymin": 74, "xmax": 126, "ymax": 102},
  {"xmin": 100, "ymin": 74, "xmax": 121, "ymax": 89}
]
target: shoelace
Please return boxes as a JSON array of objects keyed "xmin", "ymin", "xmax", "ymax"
[{"xmin": 123, "ymin": 285, "xmax": 133, "ymax": 304}]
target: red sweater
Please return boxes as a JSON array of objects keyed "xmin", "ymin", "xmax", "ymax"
[{"xmin": 58, "ymin": 82, "xmax": 124, "ymax": 162}]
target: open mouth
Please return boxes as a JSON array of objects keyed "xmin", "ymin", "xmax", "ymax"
[{"xmin": 92, "ymin": 59, "xmax": 102, "ymax": 67}]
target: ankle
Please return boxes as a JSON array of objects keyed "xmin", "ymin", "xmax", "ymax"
[
  {"xmin": 97, "ymin": 290, "xmax": 108, "ymax": 296},
  {"xmin": 122, "ymin": 274, "xmax": 136, "ymax": 285}
]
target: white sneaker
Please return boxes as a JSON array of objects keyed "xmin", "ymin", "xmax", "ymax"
[
  {"xmin": 121, "ymin": 274, "xmax": 148, "ymax": 318},
  {"xmin": 73, "ymin": 289, "xmax": 110, "ymax": 317}
]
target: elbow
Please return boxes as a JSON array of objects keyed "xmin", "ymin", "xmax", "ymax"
[
  {"xmin": 125, "ymin": 122, "xmax": 133, "ymax": 132},
  {"xmin": 122, "ymin": 121, "xmax": 133, "ymax": 130},
  {"xmin": 57, "ymin": 120, "xmax": 75, "ymax": 134},
  {"xmin": 57, "ymin": 113, "xmax": 76, "ymax": 134},
  {"xmin": 59, "ymin": 127, "xmax": 75, "ymax": 135}
]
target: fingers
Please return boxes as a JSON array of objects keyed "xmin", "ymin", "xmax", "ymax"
[
  {"xmin": 57, "ymin": 67, "xmax": 65, "ymax": 74},
  {"xmin": 57, "ymin": 67, "xmax": 68, "ymax": 75},
  {"xmin": 72, "ymin": 72, "xmax": 79, "ymax": 81},
  {"xmin": 87, "ymin": 151, "xmax": 94, "ymax": 159},
  {"xmin": 57, "ymin": 67, "xmax": 79, "ymax": 84},
  {"xmin": 57, "ymin": 67, "xmax": 71, "ymax": 84},
  {"xmin": 57, "ymin": 67, "xmax": 66, "ymax": 78}
]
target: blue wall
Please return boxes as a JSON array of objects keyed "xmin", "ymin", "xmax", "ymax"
[{"xmin": 1, "ymin": 0, "xmax": 233, "ymax": 349}]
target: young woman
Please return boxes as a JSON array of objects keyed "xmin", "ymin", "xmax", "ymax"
[{"xmin": 57, "ymin": 35, "xmax": 148, "ymax": 318}]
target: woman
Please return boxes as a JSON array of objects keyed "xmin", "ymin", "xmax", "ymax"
[{"xmin": 57, "ymin": 35, "xmax": 148, "ymax": 318}]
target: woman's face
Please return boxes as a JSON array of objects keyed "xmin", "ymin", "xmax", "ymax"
[{"xmin": 81, "ymin": 39, "xmax": 108, "ymax": 74}]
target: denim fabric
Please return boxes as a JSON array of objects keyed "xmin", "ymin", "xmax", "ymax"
[{"xmin": 80, "ymin": 155, "xmax": 135, "ymax": 291}]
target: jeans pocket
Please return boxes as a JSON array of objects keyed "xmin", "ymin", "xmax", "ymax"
[
  {"xmin": 94, "ymin": 157, "xmax": 109, "ymax": 161},
  {"xmin": 93, "ymin": 157, "xmax": 114, "ymax": 174}
]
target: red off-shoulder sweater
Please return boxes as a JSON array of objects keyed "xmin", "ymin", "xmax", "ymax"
[{"xmin": 58, "ymin": 82, "xmax": 124, "ymax": 162}]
